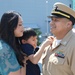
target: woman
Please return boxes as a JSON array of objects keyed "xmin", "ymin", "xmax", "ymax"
[{"xmin": 0, "ymin": 11, "xmax": 26, "ymax": 75}]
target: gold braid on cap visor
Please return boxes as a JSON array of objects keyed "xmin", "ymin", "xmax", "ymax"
[{"xmin": 52, "ymin": 11, "xmax": 70, "ymax": 18}]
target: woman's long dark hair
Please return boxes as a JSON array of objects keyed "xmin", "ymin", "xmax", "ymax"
[{"xmin": 0, "ymin": 11, "xmax": 25, "ymax": 66}]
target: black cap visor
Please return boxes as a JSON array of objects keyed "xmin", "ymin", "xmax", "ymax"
[{"xmin": 48, "ymin": 14, "xmax": 65, "ymax": 18}]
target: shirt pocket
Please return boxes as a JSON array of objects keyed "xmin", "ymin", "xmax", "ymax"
[
  {"xmin": 49, "ymin": 53, "xmax": 65, "ymax": 65},
  {"xmin": 56, "ymin": 57, "xmax": 65, "ymax": 65}
]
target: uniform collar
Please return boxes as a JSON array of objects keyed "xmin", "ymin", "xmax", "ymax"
[
  {"xmin": 52, "ymin": 30, "xmax": 73, "ymax": 49},
  {"xmin": 60, "ymin": 30, "xmax": 73, "ymax": 46},
  {"xmin": 55, "ymin": 40, "xmax": 61, "ymax": 46}
]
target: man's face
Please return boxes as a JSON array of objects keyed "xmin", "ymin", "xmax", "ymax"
[{"xmin": 50, "ymin": 17, "xmax": 70, "ymax": 36}]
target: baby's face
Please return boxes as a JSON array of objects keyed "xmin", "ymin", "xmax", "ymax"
[{"xmin": 25, "ymin": 36, "xmax": 37, "ymax": 49}]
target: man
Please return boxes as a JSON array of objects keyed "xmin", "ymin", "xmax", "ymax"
[{"xmin": 42, "ymin": 2, "xmax": 75, "ymax": 75}]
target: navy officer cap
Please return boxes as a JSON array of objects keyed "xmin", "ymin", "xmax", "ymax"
[{"xmin": 48, "ymin": 2, "xmax": 75, "ymax": 25}]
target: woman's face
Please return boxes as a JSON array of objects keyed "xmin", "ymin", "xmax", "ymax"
[{"xmin": 14, "ymin": 16, "xmax": 24, "ymax": 37}]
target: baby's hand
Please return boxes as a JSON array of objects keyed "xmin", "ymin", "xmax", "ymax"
[{"xmin": 42, "ymin": 36, "xmax": 54, "ymax": 47}]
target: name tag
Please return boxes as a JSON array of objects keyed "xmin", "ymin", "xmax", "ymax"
[{"xmin": 55, "ymin": 51, "xmax": 65, "ymax": 58}]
